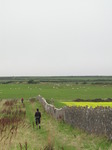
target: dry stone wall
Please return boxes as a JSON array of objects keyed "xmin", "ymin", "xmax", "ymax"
[
  {"xmin": 37, "ymin": 95, "xmax": 112, "ymax": 140},
  {"xmin": 37, "ymin": 95, "xmax": 65, "ymax": 120}
]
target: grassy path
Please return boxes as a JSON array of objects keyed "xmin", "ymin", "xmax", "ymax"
[
  {"xmin": 25, "ymin": 100, "xmax": 74, "ymax": 149},
  {"xmin": 24, "ymin": 100, "xmax": 112, "ymax": 150}
]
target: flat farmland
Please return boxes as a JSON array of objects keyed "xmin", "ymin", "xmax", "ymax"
[{"xmin": 0, "ymin": 83, "xmax": 112, "ymax": 107}]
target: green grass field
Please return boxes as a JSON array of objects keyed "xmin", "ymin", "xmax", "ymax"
[
  {"xmin": 0, "ymin": 83, "xmax": 112, "ymax": 108},
  {"xmin": 0, "ymin": 83, "xmax": 112, "ymax": 100}
]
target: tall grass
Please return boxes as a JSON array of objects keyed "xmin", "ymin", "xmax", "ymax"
[{"xmin": 0, "ymin": 99, "xmax": 112, "ymax": 150}]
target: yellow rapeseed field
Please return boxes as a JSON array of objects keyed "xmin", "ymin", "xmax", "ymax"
[{"xmin": 62, "ymin": 102, "xmax": 112, "ymax": 108}]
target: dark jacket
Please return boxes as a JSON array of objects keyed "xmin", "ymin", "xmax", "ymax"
[{"xmin": 35, "ymin": 111, "xmax": 41, "ymax": 119}]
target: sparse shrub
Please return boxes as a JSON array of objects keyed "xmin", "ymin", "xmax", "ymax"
[
  {"xmin": 28, "ymin": 79, "xmax": 35, "ymax": 84},
  {"xmin": 29, "ymin": 98, "xmax": 36, "ymax": 103},
  {"xmin": 19, "ymin": 143, "xmax": 22, "ymax": 150},
  {"xmin": 25, "ymin": 141, "xmax": 28, "ymax": 150},
  {"xmin": 44, "ymin": 144, "xmax": 54, "ymax": 150}
]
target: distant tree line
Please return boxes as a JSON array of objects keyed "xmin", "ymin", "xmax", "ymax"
[{"xmin": 0, "ymin": 76, "xmax": 112, "ymax": 84}]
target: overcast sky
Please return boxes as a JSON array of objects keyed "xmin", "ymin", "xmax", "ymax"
[{"xmin": 0, "ymin": 0, "xmax": 112, "ymax": 76}]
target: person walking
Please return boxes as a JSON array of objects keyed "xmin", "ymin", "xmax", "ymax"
[
  {"xmin": 21, "ymin": 97, "xmax": 24, "ymax": 103},
  {"xmin": 35, "ymin": 108, "xmax": 41, "ymax": 129}
]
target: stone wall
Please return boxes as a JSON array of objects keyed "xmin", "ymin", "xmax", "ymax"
[
  {"xmin": 37, "ymin": 95, "xmax": 112, "ymax": 140},
  {"xmin": 64, "ymin": 106, "xmax": 112, "ymax": 140},
  {"xmin": 37, "ymin": 95, "xmax": 65, "ymax": 120}
]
